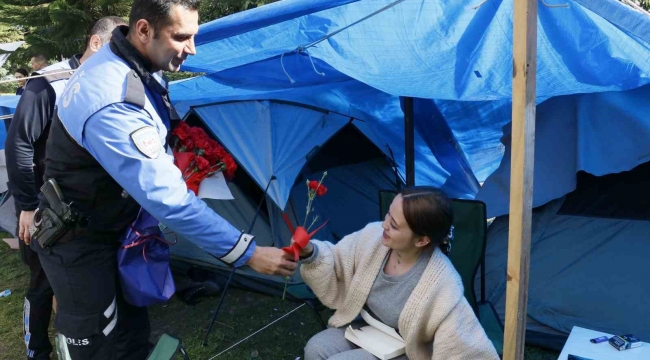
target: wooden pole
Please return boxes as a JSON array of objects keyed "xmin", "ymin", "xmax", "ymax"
[
  {"xmin": 504, "ymin": 0, "xmax": 538, "ymax": 358},
  {"xmin": 403, "ymin": 97, "xmax": 415, "ymax": 186}
]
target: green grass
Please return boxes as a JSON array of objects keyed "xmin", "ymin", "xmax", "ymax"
[
  {"xmin": 0, "ymin": 235, "xmax": 34, "ymax": 360},
  {"xmin": 0, "ymin": 236, "xmax": 560, "ymax": 360}
]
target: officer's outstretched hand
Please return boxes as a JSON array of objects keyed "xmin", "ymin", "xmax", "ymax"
[{"xmin": 247, "ymin": 246, "xmax": 297, "ymax": 276}]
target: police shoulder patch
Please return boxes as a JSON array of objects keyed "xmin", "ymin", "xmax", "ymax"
[{"xmin": 130, "ymin": 126, "xmax": 162, "ymax": 159}]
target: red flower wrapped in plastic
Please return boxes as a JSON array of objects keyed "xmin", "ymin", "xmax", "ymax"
[
  {"xmin": 169, "ymin": 122, "xmax": 238, "ymax": 195},
  {"xmin": 222, "ymin": 155, "xmax": 238, "ymax": 179},
  {"xmin": 194, "ymin": 138, "xmax": 212, "ymax": 155},
  {"xmin": 281, "ymin": 172, "xmax": 328, "ymax": 299},
  {"xmin": 173, "ymin": 122, "xmax": 190, "ymax": 142},
  {"xmin": 195, "ymin": 156, "xmax": 210, "ymax": 172}
]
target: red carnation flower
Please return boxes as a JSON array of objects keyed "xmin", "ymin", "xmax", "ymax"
[
  {"xmin": 194, "ymin": 138, "xmax": 211, "ymax": 152},
  {"xmin": 215, "ymin": 144, "xmax": 227, "ymax": 158},
  {"xmin": 223, "ymin": 156, "xmax": 238, "ymax": 179},
  {"xmin": 195, "ymin": 156, "xmax": 210, "ymax": 171},
  {"xmin": 172, "ymin": 126, "xmax": 189, "ymax": 141},
  {"xmin": 211, "ymin": 144, "xmax": 228, "ymax": 163},
  {"xmin": 189, "ymin": 127, "xmax": 208, "ymax": 141},
  {"xmin": 308, "ymin": 180, "xmax": 327, "ymax": 196},
  {"xmin": 203, "ymin": 145, "xmax": 216, "ymax": 163},
  {"xmin": 175, "ymin": 121, "xmax": 190, "ymax": 132},
  {"xmin": 182, "ymin": 137, "xmax": 195, "ymax": 151}
]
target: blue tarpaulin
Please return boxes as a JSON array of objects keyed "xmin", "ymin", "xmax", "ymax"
[
  {"xmin": 0, "ymin": 95, "xmax": 20, "ymax": 150},
  {"xmin": 171, "ymin": 0, "xmax": 650, "ymax": 204},
  {"xmin": 194, "ymin": 0, "xmax": 359, "ymax": 45}
]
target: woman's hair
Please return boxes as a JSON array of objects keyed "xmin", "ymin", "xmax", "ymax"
[
  {"xmin": 15, "ymin": 68, "xmax": 28, "ymax": 77},
  {"xmin": 400, "ymin": 186, "xmax": 454, "ymax": 253}
]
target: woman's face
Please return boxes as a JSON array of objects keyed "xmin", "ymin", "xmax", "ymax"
[
  {"xmin": 381, "ymin": 195, "xmax": 428, "ymax": 251},
  {"xmin": 14, "ymin": 72, "xmax": 26, "ymax": 86}
]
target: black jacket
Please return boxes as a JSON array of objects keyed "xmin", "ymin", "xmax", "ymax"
[{"xmin": 5, "ymin": 56, "xmax": 81, "ymax": 211}]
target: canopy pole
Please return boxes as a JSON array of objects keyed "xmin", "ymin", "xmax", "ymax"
[
  {"xmin": 404, "ymin": 97, "xmax": 415, "ymax": 186},
  {"xmin": 504, "ymin": 0, "xmax": 537, "ymax": 358}
]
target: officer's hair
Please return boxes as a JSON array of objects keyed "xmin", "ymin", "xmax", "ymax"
[
  {"xmin": 31, "ymin": 54, "xmax": 47, "ymax": 63},
  {"xmin": 129, "ymin": 0, "xmax": 200, "ymax": 37},
  {"xmin": 89, "ymin": 16, "xmax": 128, "ymax": 45}
]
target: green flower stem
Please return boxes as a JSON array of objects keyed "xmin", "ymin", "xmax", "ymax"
[{"xmin": 282, "ymin": 276, "xmax": 290, "ymax": 300}]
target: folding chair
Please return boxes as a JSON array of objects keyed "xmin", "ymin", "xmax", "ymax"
[
  {"xmin": 147, "ymin": 334, "xmax": 190, "ymax": 360},
  {"xmin": 378, "ymin": 190, "xmax": 504, "ymax": 355}
]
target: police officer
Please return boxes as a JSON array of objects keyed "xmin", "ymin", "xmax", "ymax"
[
  {"xmin": 5, "ymin": 16, "xmax": 127, "ymax": 360},
  {"xmin": 33, "ymin": 1, "xmax": 297, "ymax": 359}
]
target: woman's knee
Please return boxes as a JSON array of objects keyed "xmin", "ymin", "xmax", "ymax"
[
  {"xmin": 304, "ymin": 328, "xmax": 349, "ymax": 360},
  {"xmin": 328, "ymin": 349, "xmax": 378, "ymax": 360},
  {"xmin": 304, "ymin": 334, "xmax": 327, "ymax": 360},
  {"xmin": 304, "ymin": 336, "xmax": 324, "ymax": 360}
]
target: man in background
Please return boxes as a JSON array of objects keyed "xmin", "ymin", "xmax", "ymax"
[{"xmin": 29, "ymin": 54, "xmax": 48, "ymax": 72}]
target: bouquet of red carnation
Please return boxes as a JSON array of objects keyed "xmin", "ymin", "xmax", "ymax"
[
  {"xmin": 281, "ymin": 172, "xmax": 328, "ymax": 299},
  {"xmin": 170, "ymin": 122, "xmax": 238, "ymax": 195}
]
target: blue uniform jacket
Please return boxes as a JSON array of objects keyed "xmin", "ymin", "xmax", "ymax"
[{"xmin": 54, "ymin": 35, "xmax": 255, "ymax": 267}]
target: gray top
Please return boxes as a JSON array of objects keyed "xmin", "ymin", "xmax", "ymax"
[
  {"xmin": 300, "ymin": 244, "xmax": 431, "ymax": 329},
  {"xmin": 365, "ymin": 248, "xmax": 431, "ymax": 329}
]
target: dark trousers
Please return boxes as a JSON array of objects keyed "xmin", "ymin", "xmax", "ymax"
[
  {"xmin": 32, "ymin": 238, "xmax": 151, "ymax": 360},
  {"xmin": 16, "ymin": 203, "xmax": 54, "ymax": 360},
  {"xmin": 20, "ymin": 238, "xmax": 54, "ymax": 360}
]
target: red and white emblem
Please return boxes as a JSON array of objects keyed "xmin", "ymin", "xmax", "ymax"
[{"xmin": 130, "ymin": 126, "xmax": 162, "ymax": 159}]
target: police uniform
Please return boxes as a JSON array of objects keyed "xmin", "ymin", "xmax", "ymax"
[
  {"xmin": 33, "ymin": 26, "xmax": 256, "ymax": 360},
  {"xmin": 5, "ymin": 56, "xmax": 80, "ymax": 360}
]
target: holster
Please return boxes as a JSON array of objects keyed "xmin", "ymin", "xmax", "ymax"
[
  {"xmin": 32, "ymin": 179, "xmax": 78, "ymax": 249},
  {"xmin": 32, "ymin": 208, "xmax": 71, "ymax": 249}
]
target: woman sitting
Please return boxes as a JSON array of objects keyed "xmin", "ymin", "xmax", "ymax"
[{"xmin": 300, "ymin": 186, "xmax": 498, "ymax": 360}]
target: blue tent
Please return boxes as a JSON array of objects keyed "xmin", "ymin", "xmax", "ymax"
[
  {"xmin": 171, "ymin": 101, "xmax": 402, "ymax": 299},
  {"xmin": 0, "ymin": 95, "xmax": 20, "ymax": 234},
  {"xmin": 168, "ymin": 0, "xmax": 650, "ymax": 349},
  {"xmin": 0, "ymin": 95, "xmax": 20, "ymax": 149}
]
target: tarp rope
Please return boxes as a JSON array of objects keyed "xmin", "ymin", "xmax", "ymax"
[
  {"xmin": 280, "ymin": 0, "xmax": 409, "ymax": 83},
  {"xmin": 279, "ymin": 0, "xmax": 575, "ymax": 83},
  {"xmin": 207, "ymin": 303, "xmax": 306, "ymax": 359},
  {"xmin": 0, "ymin": 69, "xmax": 77, "ymax": 84},
  {"xmin": 300, "ymin": 0, "xmax": 409, "ymax": 51}
]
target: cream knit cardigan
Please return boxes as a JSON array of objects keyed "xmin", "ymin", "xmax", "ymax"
[{"xmin": 301, "ymin": 222, "xmax": 499, "ymax": 360}]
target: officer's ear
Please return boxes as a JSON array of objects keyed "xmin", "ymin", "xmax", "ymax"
[
  {"xmin": 133, "ymin": 19, "xmax": 153, "ymax": 44},
  {"xmin": 88, "ymin": 34, "xmax": 103, "ymax": 52}
]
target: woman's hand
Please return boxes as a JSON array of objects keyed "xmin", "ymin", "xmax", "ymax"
[{"xmin": 299, "ymin": 242, "xmax": 314, "ymax": 258}]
